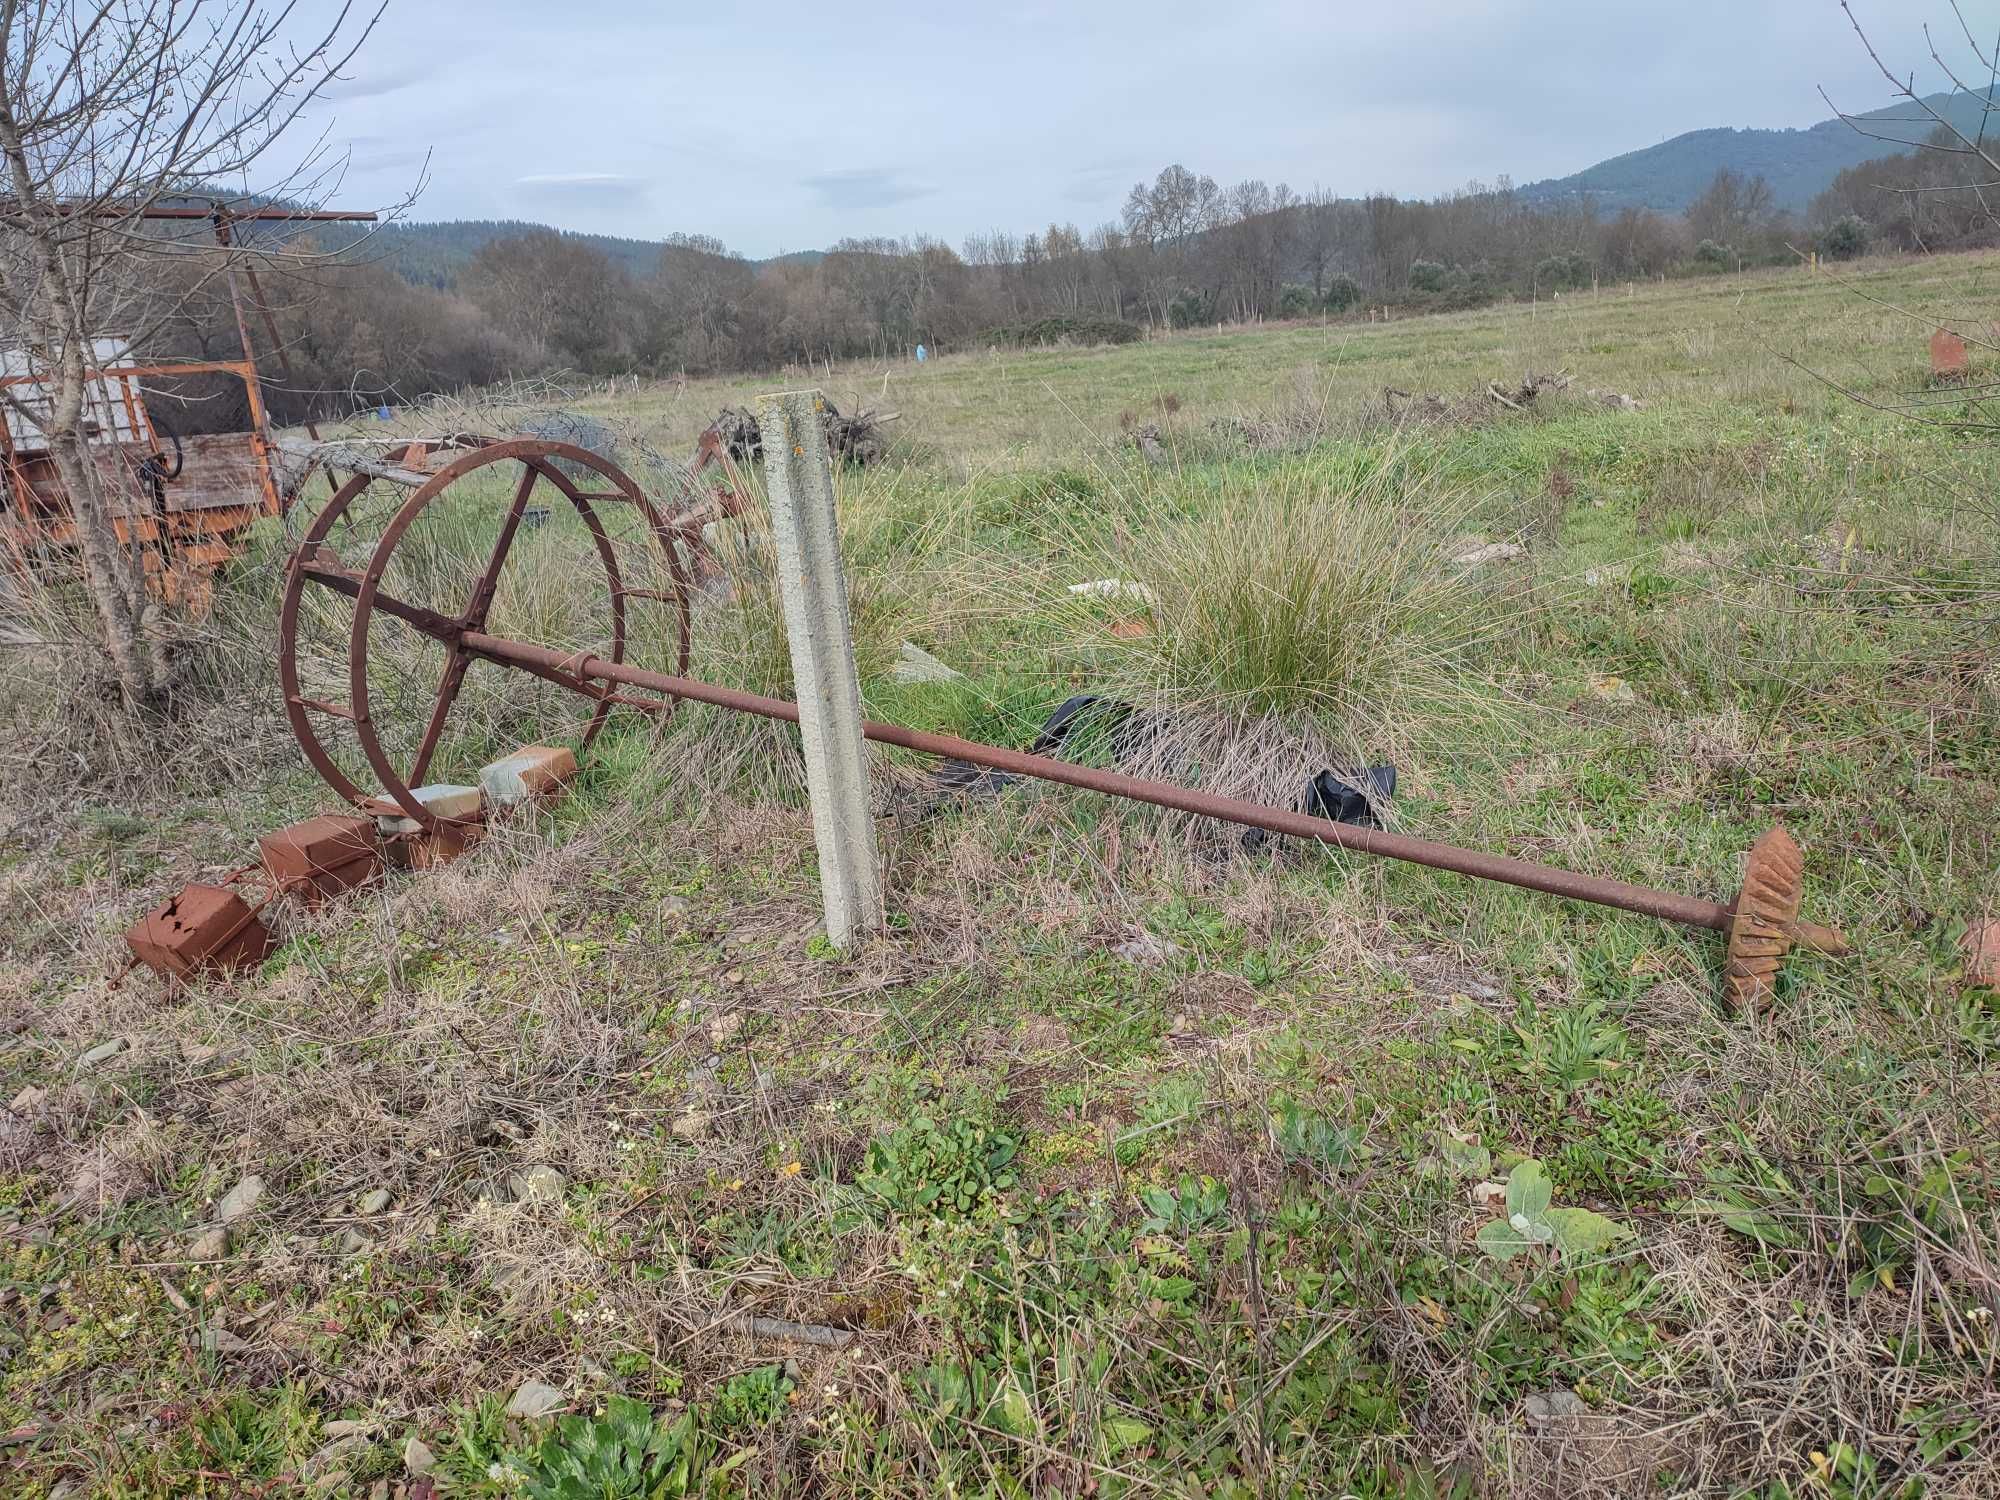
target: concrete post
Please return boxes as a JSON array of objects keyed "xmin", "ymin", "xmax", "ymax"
[{"xmin": 760, "ymin": 390, "xmax": 884, "ymax": 948}]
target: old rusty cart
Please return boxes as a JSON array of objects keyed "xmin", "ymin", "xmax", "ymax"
[{"xmin": 0, "ymin": 203, "xmax": 373, "ymax": 608}]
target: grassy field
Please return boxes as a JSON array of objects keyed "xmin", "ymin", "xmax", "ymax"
[{"xmin": 2, "ymin": 252, "xmax": 1998, "ymax": 1498}]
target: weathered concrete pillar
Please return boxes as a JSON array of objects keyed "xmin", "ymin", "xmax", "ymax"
[{"xmin": 760, "ymin": 390, "xmax": 884, "ymax": 948}]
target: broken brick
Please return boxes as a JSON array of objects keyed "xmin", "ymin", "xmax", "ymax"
[
  {"xmin": 1931, "ymin": 326, "xmax": 1968, "ymax": 376},
  {"xmin": 479, "ymin": 745, "xmax": 578, "ymax": 809}
]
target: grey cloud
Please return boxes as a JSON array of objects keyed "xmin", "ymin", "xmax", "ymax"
[
  {"xmin": 515, "ymin": 172, "xmax": 651, "ymax": 204},
  {"xmin": 321, "ymin": 62, "xmax": 429, "ymax": 102},
  {"xmin": 801, "ymin": 169, "xmax": 933, "ymax": 212},
  {"xmin": 350, "ymin": 150, "xmax": 432, "ymax": 177},
  {"xmin": 293, "ymin": 0, "xmax": 1985, "ymax": 256}
]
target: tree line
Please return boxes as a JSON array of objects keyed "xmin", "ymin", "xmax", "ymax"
[{"xmin": 142, "ymin": 144, "xmax": 1997, "ymax": 427}]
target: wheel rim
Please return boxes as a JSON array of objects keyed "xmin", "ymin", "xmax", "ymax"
[{"xmin": 279, "ymin": 438, "xmax": 691, "ymax": 827}]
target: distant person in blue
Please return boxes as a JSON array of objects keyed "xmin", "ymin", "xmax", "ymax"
[{"xmin": 914, "ymin": 343, "xmax": 927, "ymax": 363}]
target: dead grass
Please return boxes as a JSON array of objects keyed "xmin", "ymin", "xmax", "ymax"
[{"xmin": 4, "ymin": 257, "xmax": 2000, "ymax": 1496}]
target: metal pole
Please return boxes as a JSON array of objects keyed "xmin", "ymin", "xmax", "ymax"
[
  {"xmin": 239, "ymin": 260, "xmax": 319, "ymax": 443},
  {"xmin": 211, "ymin": 211, "xmax": 260, "ymax": 385},
  {"xmin": 758, "ymin": 391, "xmax": 883, "ymax": 948},
  {"xmin": 456, "ymin": 628, "xmax": 1848, "ymax": 952},
  {"xmin": 212, "ymin": 207, "xmax": 321, "ymax": 442}
]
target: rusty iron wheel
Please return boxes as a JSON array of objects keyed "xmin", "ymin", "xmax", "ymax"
[{"xmin": 278, "ymin": 437, "xmax": 691, "ymax": 827}]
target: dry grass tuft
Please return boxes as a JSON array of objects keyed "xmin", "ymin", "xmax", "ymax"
[
  {"xmin": 1028, "ymin": 447, "xmax": 1521, "ymax": 801},
  {"xmin": 0, "ymin": 532, "xmax": 296, "ymax": 801}
]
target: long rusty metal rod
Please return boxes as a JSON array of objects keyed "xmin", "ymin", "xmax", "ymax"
[{"xmin": 459, "ymin": 629, "xmax": 1847, "ymax": 947}]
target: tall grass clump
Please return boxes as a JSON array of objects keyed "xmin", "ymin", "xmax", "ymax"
[
  {"xmin": 671, "ymin": 464, "xmax": 968, "ymax": 793},
  {"xmin": 1030, "ymin": 446, "xmax": 1522, "ymax": 807},
  {"xmin": 0, "ymin": 525, "xmax": 295, "ymax": 799}
]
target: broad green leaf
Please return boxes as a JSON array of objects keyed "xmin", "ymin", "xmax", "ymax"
[
  {"xmin": 997, "ymin": 1378, "xmax": 1033, "ymax": 1436},
  {"xmin": 1684, "ymin": 1195, "xmax": 1799, "ymax": 1248},
  {"xmin": 1509, "ymin": 1212, "xmax": 1555, "ymax": 1244},
  {"xmin": 1103, "ymin": 1416, "xmax": 1153, "ymax": 1453},
  {"xmin": 1545, "ymin": 1205, "xmax": 1634, "ymax": 1259},
  {"xmin": 1476, "ymin": 1218, "xmax": 1532, "ymax": 1260},
  {"xmin": 1506, "ymin": 1159, "xmax": 1553, "ymax": 1225},
  {"xmin": 1438, "ymin": 1133, "xmax": 1491, "ymax": 1179}
]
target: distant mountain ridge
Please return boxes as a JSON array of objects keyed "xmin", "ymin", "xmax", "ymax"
[
  {"xmin": 1519, "ymin": 87, "xmax": 2000, "ymax": 216},
  {"xmin": 341, "ymin": 219, "xmax": 823, "ymax": 289},
  {"xmin": 349, "ymin": 90, "xmax": 2000, "ymax": 288}
]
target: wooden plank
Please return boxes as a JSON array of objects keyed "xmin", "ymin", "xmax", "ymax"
[{"xmin": 163, "ymin": 433, "xmax": 263, "ymax": 513}]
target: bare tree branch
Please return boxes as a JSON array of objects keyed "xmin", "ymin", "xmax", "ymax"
[{"xmin": 0, "ymin": 0, "xmax": 402, "ymax": 709}]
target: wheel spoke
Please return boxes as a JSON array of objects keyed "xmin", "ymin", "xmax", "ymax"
[
  {"xmin": 299, "ymin": 550, "xmax": 460, "ymax": 643},
  {"xmin": 401, "ymin": 463, "xmax": 540, "ymax": 785},
  {"xmin": 462, "ymin": 463, "xmax": 539, "ymax": 630},
  {"xmin": 408, "ymin": 649, "xmax": 473, "ymax": 786}
]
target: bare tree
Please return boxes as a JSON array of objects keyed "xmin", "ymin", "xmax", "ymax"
[
  {"xmin": 1822, "ymin": 0, "xmax": 2000, "ymax": 239},
  {"xmin": 1295, "ymin": 187, "xmax": 1340, "ymax": 297},
  {"xmin": 0, "ymin": 0, "xmax": 385, "ymax": 711},
  {"xmin": 1685, "ymin": 168, "xmax": 1776, "ymax": 247}
]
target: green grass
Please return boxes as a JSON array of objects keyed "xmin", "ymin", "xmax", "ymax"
[{"xmin": 1, "ymin": 250, "xmax": 1997, "ymax": 1497}]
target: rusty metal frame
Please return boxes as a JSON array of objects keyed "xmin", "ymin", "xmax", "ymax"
[
  {"xmin": 277, "ymin": 434, "xmax": 1850, "ymax": 992},
  {"xmin": 0, "ymin": 357, "xmax": 283, "ymax": 520},
  {"xmin": 445, "ymin": 629, "xmax": 1847, "ymax": 958},
  {"xmin": 1, "ymin": 197, "xmax": 375, "ymax": 594}
]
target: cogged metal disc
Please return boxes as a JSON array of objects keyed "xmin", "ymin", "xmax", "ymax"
[{"xmin": 1724, "ymin": 825, "xmax": 1803, "ymax": 1012}]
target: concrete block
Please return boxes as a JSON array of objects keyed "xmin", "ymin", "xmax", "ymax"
[
  {"xmin": 479, "ymin": 744, "xmax": 578, "ymax": 808},
  {"xmin": 370, "ymin": 784, "xmax": 482, "ymax": 837}
]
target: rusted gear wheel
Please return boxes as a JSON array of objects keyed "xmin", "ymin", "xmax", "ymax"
[
  {"xmin": 1723, "ymin": 825, "xmax": 1805, "ymax": 1012},
  {"xmin": 279, "ymin": 437, "xmax": 691, "ymax": 828}
]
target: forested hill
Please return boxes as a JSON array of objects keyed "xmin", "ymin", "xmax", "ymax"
[
  {"xmin": 339, "ymin": 221, "xmax": 673, "ymax": 288},
  {"xmin": 1519, "ymin": 87, "xmax": 2000, "ymax": 215},
  {"xmin": 338, "ymin": 220, "xmax": 825, "ymax": 289}
]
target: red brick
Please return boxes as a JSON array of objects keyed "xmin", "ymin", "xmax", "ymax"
[{"xmin": 1931, "ymin": 327, "xmax": 1968, "ymax": 376}]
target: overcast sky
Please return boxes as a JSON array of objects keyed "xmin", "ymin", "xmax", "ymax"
[{"xmin": 290, "ymin": 1, "xmax": 1998, "ymax": 258}]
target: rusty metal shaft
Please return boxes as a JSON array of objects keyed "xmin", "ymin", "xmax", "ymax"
[{"xmin": 461, "ymin": 630, "xmax": 1847, "ymax": 950}]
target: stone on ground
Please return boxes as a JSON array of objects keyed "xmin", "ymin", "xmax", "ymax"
[
  {"xmin": 890, "ymin": 642, "xmax": 963, "ymax": 683},
  {"xmin": 217, "ymin": 1175, "xmax": 264, "ymax": 1223}
]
